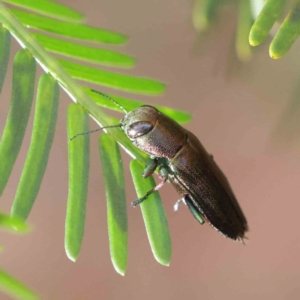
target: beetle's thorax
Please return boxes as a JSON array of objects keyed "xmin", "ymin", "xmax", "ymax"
[{"xmin": 121, "ymin": 105, "xmax": 186, "ymax": 159}]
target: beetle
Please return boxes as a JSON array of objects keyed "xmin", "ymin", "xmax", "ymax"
[{"xmin": 74, "ymin": 90, "xmax": 248, "ymax": 241}]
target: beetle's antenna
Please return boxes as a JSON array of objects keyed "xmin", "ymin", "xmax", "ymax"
[
  {"xmin": 70, "ymin": 124, "xmax": 121, "ymax": 141},
  {"xmin": 90, "ymin": 89, "xmax": 128, "ymax": 114}
]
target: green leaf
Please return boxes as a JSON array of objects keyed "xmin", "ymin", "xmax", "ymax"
[
  {"xmin": 58, "ymin": 58, "xmax": 166, "ymax": 95},
  {"xmin": 9, "ymin": 7, "xmax": 127, "ymax": 44},
  {"xmin": 32, "ymin": 32, "xmax": 135, "ymax": 68},
  {"xmin": 84, "ymin": 88, "xmax": 192, "ymax": 124},
  {"xmin": 99, "ymin": 134, "xmax": 127, "ymax": 276},
  {"xmin": 0, "ymin": 5, "xmax": 166, "ymax": 167},
  {"xmin": 236, "ymin": 0, "xmax": 252, "ymax": 61},
  {"xmin": 193, "ymin": 0, "xmax": 222, "ymax": 32},
  {"xmin": 0, "ymin": 211, "xmax": 31, "ymax": 233},
  {"xmin": 0, "ymin": 49, "xmax": 36, "ymax": 195},
  {"xmin": 130, "ymin": 160, "xmax": 172, "ymax": 266},
  {"xmin": 249, "ymin": 0, "xmax": 286, "ymax": 46},
  {"xmin": 0, "ymin": 24, "xmax": 10, "ymax": 92},
  {"xmin": 11, "ymin": 74, "xmax": 59, "ymax": 219},
  {"xmin": 65, "ymin": 103, "xmax": 90, "ymax": 262},
  {"xmin": 3, "ymin": 0, "xmax": 84, "ymax": 22},
  {"xmin": 0, "ymin": 269, "xmax": 38, "ymax": 300},
  {"xmin": 270, "ymin": 0, "xmax": 300, "ymax": 58}
]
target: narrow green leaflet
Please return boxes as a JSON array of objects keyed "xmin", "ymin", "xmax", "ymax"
[
  {"xmin": 65, "ymin": 103, "xmax": 90, "ymax": 262},
  {"xmin": 236, "ymin": 0, "xmax": 252, "ymax": 61},
  {"xmin": 0, "ymin": 24, "xmax": 10, "ymax": 92},
  {"xmin": 249, "ymin": 0, "xmax": 286, "ymax": 46},
  {"xmin": 270, "ymin": 0, "xmax": 300, "ymax": 58},
  {"xmin": 0, "ymin": 5, "xmax": 145, "ymax": 164},
  {"xmin": 0, "ymin": 49, "xmax": 36, "ymax": 195},
  {"xmin": 9, "ymin": 8, "xmax": 127, "ymax": 44},
  {"xmin": 155, "ymin": 105, "xmax": 191, "ymax": 124},
  {"xmin": 0, "ymin": 4, "xmax": 166, "ymax": 166},
  {"xmin": 11, "ymin": 74, "xmax": 59, "ymax": 219},
  {"xmin": 33, "ymin": 33, "xmax": 135, "ymax": 67},
  {"xmin": 0, "ymin": 211, "xmax": 30, "ymax": 233},
  {"xmin": 250, "ymin": 0, "xmax": 266, "ymax": 18},
  {"xmin": 193, "ymin": 0, "xmax": 221, "ymax": 32},
  {"xmin": 3, "ymin": 0, "xmax": 84, "ymax": 22},
  {"xmin": 58, "ymin": 59, "xmax": 166, "ymax": 95},
  {"xmin": 130, "ymin": 160, "xmax": 171, "ymax": 266},
  {"xmin": 0, "ymin": 269, "xmax": 38, "ymax": 300},
  {"xmin": 99, "ymin": 134, "xmax": 127, "ymax": 276},
  {"xmin": 84, "ymin": 88, "xmax": 192, "ymax": 124},
  {"xmin": 91, "ymin": 113, "xmax": 149, "ymax": 165}
]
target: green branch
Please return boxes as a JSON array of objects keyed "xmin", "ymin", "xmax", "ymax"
[{"xmin": 0, "ymin": 3, "xmax": 148, "ymax": 164}]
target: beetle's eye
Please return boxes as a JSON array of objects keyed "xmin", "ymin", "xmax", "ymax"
[{"xmin": 127, "ymin": 121, "xmax": 153, "ymax": 138}]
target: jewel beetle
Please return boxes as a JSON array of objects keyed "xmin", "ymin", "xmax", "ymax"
[{"xmin": 74, "ymin": 90, "xmax": 248, "ymax": 241}]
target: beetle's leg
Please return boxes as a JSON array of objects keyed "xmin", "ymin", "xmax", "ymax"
[
  {"xmin": 184, "ymin": 195, "xmax": 205, "ymax": 225},
  {"xmin": 142, "ymin": 158, "xmax": 158, "ymax": 178},
  {"xmin": 173, "ymin": 196, "xmax": 205, "ymax": 224},
  {"xmin": 131, "ymin": 166, "xmax": 168, "ymax": 207},
  {"xmin": 174, "ymin": 198, "xmax": 186, "ymax": 211}
]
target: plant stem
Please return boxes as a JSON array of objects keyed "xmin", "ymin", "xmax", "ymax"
[{"xmin": 0, "ymin": 3, "xmax": 148, "ymax": 163}]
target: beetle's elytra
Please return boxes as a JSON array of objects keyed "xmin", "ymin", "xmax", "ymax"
[{"xmin": 81, "ymin": 90, "xmax": 248, "ymax": 241}]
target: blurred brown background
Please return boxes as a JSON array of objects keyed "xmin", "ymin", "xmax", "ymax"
[{"xmin": 1, "ymin": 0, "xmax": 300, "ymax": 299}]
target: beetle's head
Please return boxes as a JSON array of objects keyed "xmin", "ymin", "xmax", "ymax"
[{"xmin": 121, "ymin": 105, "xmax": 159, "ymax": 140}]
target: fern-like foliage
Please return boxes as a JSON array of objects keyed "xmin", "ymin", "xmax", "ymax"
[
  {"xmin": 193, "ymin": 0, "xmax": 300, "ymax": 60},
  {"xmin": 0, "ymin": 0, "xmax": 191, "ymax": 289},
  {"xmin": 250, "ymin": 0, "xmax": 300, "ymax": 59}
]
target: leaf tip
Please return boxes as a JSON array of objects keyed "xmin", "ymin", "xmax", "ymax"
[
  {"xmin": 154, "ymin": 254, "xmax": 171, "ymax": 267},
  {"xmin": 115, "ymin": 267, "xmax": 126, "ymax": 276},
  {"xmin": 65, "ymin": 245, "xmax": 78, "ymax": 262},
  {"xmin": 269, "ymin": 48, "xmax": 280, "ymax": 59},
  {"xmin": 248, "ymin": 37, "xmax": 258, "ymax": 47},
  {"xmin": 66, "ymin": 252, "xmax": 77, "ymax": 262}
]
